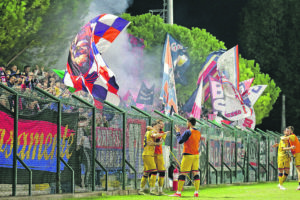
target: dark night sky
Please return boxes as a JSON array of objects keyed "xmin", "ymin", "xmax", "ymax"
[
  {"xmin": 126, "ymin": 0, "xmax": 280, "ymax": 131},
  {"xmin": 127, "ymin": 0, "xmax": 247, "ymax": 49}
]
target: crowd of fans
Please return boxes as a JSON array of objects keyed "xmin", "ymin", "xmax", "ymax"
[{"xmin": 0, "ymin": 64, "xmax": 211, "ymax": 120}]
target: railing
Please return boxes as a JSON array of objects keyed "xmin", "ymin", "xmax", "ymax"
[{"xmin": 0, "ymin": 83, "xmax": 287, "ymax": 197}]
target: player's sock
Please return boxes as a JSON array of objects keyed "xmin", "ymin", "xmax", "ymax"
[
  {"xmin": 194, "ymin": 174, "xmax": 200, "ymax": 191},
  {"xmin": 140, "ymin": 175, "xmax": 148, "ymax": 189},
  {"xmin": 282, "ymin": 173, "xmax": 288, "ymax": 183},
  {"xmin": 178, "ymin": 174, "xmax": 186, "ymax": 192},
  {"xmin": 278, "ymin": 173, "xmax": 283, "ymax": 185},
  {"xmin": 158, "ymin": 171, "xmax": 165, "ymax": 188},
  {"xmin": 149, "ymin": 171, "xmax": 157, "ymax": 188}
]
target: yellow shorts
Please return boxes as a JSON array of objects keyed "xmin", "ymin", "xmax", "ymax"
[
  {"xmin": 294, "ymin": 153, "xmax": 300, "ymax": 167},
  {"xmin": 142, "ymin": 155, "xmax": 157, "ymax": 173},
  {"xmin": 180, "ymin": 154, "xmax": 199, "ymax": 173},
  {"xmin": 278, "ymin": 157, "xmax": 291, "ymax": 169},
  {"xmin": 154, "ymin": 154, "xmax": 165, "ymax": 171}
]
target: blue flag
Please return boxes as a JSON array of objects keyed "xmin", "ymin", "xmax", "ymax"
[
  {"xmin": 136, "ymin": 82, "xmax": 155, "ymax": 105},
  {"xmin": 168, "ymin": 34, "xmax": 190, "ymax": 85}
]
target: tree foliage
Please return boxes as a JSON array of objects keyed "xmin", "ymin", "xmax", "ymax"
[
  {"xmin": 239, "ymin": 0, "xmax": 299, "ymax": 129},
  {"xmin": 122, "ymin": 13, "xmax": 280, "ymax": 124},
  {"xmin": 0, "ymin": 0, "xmax": 50, "ymax": 65},
  {"xmin": 0, "ymin": 0, "xmax": 92, "ymax": 68}
]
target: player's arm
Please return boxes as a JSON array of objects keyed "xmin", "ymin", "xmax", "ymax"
[
  {"xmin": 272, "ymin": 143, "xmax": 279, "ymax": 148},
  {"xmin": 151, "ymin": 131, "xmax": 170, "ymax": 138},
  {"xmin": 147, "ymin": 140, "xmax": 163, "ymax": 146},
  {"xmin": 282, "ymin": 146, "xmax": 296, "ymax": 151},
  {"xmin": 175, "ymin": 126, "xmax": 191, "ymax": 144}
]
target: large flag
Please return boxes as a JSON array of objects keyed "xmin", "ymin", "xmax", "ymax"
[
  {"xmin": 221, "ymin": 75, "xmax": 252, "ymax": 121},
  {"xmin": 191, "ymin": 77, "xmax": 203, "ymax": 119},
  {"xmin": 63, "ymin": 14, "xmax": 130, "ymax": 106},
  {"xmin": 209, "ymin": 76, "xmax": 225, "ymax": 115},
  {"xmin": 217, "ymin": 45, "xmax": 240, "ymax": 90},
  {"xmin": 160, "ymin": 34, "xmax": 178, "ymax": 115},
  {"xmin": 136, "ymin": 82, "xmax": 155, "ymax": 105},
  {"xmin": 168, "ymin": 34, "xmax": 190, "ymax": 85},
  {"xmin": 239, "ymin": 78, "xmax": 254, "ymax": 95},
  {"xmin": 197, "ymin": 50, "xmax": 226, "ymax": 101}
]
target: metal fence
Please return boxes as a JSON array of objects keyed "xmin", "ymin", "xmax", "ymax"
[{"xmin": 0, "ymin": 83, "xmax": 295, "ymax": 197}]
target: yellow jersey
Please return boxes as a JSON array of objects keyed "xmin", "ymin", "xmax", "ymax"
[
  {"xmin": 278, "ymin": 139, "xmax": 290, "ymax": 159},
  {"xmin": 142, "ymin": 130, "xmax": 156, "ymax": 156}
]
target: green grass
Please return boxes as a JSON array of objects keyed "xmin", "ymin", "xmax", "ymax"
[{"xmin": 68, "ymin": 181, "xmax": 300, "ymax": 200}]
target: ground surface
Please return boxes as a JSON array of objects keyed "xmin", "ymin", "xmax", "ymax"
[{"xmin": 67, "ymin": 181, "xmax": 300, "ymax": 200}]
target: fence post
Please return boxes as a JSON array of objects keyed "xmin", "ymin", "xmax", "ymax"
[
  {"xmin": 35, "ymin": 87, "xmax": 61, "ymax": 193},
  {"xmin": 13, "ymin": 93, "xmax": 19, "ymax": 196},
  {"xmin": 72, "ymin": 95, "xmax": 96, "ymax": 191},
  {"xmin": 104, "ymin": 101, "xmax": 126, "ymax": 190}
]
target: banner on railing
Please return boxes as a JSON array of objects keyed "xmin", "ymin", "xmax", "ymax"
[{"xmin": 0, "ymin": 104, "xmax": 78, "ymax": 184}]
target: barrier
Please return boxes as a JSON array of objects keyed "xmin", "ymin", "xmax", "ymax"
[{"xmin": 0, "ymin": 83, "xmax": 296, "ymax": 198}]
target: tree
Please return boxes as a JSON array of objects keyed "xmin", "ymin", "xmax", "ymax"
[
  {"xmin": 0, "ymin": 0, "xmax": 50, "ymax": 65},
  {"xmin": 122, "ymin": 13, "xmax": 280, "ymax": 124},
  {"xmin": 0, "ymin": 0, "xmax": 92, "ymax": 68},
  {"xmin": 239, "ymin": 0, "xmax": 300, "ymax": 130}
]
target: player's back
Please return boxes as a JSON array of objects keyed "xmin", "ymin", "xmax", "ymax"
[
  {"xmin": 143, "ymin": 130, "xmax": 156, "ymax": 156},
  {"xmin": 278, "ymin": 139, "xmax": 289, "ymax": 158}
]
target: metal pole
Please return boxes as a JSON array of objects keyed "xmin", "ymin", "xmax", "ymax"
[
  {"xmin": 167, "ymin": 0, "xmax": 173, "ymax": 24},
  {"xmin": 12, "ymin": 93, "xmax": 19, "ymax": 196},
  {"xmin": 281, "ymin": 94, "xmax": 286, "ymax": 133},
  {"xmin": 92, "ymin": 107, "xmax": 96, "ymax": 191},
  {"xmin": 221, "ymin": 134, "xmax": 224, "ymax": 183},
  {"xmin": 206, "ymin": 132, "xmax": 210, "ymax": 184},
  {"xmin": 56, "ymin": 100, "xmax": 61, "ymax": 193},
  {"xmin": 257, "ymin": 135, "xmax": 260, "ymax": 182},
  {"xmin": 234, "ymin": 130, "xmax": 237, "ymax": 179},
  {"xmin": 122, "ymin": 112, "xmax": 126, "ymax": 190},
  {"xmin": 267, "ymin": 135, "xmax": 270, "ymax": 181},
  {"xmin": 103, "ymin": 101, "xmax": 127, "ymax": 190}
]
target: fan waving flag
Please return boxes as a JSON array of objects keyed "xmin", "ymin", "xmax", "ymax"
[
  {"xmin": 63, "ymin": 14, "xmax": 130, "ymax": 106},
  {"xmin": 217, "ymin": 45, "xmax": 240, "ymax": 90},
  {"xmin": 191, "ymin": 77, "xmax": 203, "ymax": 119},
  {"xmin": 160, "ymin": 34, "xmax": 178, "ymax": 115}
]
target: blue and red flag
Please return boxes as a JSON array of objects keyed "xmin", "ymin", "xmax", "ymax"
[
  {"xmin": 63, "ymin": 14, "xmax": 130, "ymax": 106},
  {"xmin": 197, "ymin": 50, "xmax": 226, "ymax": 102},
  {"xmin": 160, "ymin": 34, "xmax": 178, "ymax": 115}
]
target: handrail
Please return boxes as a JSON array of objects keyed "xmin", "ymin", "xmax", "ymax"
[
  {"xmin": 131, "ymin": 105, "xmax": 152, "ymax": 125},
  {"xmin": 222, "ymin": 122, "xmax": 235, "ymax": 130},
  {"xmin": 196, "ymin": 119, "xmax": 208, "ymax": 127},
  {"xmin": 207, "ymin": 119, "xmax": 222, "ymax": 128},
  {"xmin": 209, "ymin": 162, "xmax": 218, "ymax": 184},
  {"xmin": 95, "ymin": 159, "xmax": 108, "ymax": 191},
  {"xmin": 154, "ymin": 110, "xmax": 172, "ymax": 120},
  {"xmin": 223, "ymin": 162, "xmax": 232, "ymax": 184},
  {"xmin": 259, "ymin": 164, "xmax": 267, "ymax": 181},
  {"xmin": 248, "ymin": 163, "xmax": 257, "ymax": 182},
  {"xmin": 125, "ymin": 159, "xmax": 137, "ymax": 189},
  {"xmin": 0, "ymin": 83, "xmax": 18, "ymax": 94},
  {"xmin": 17, "ymin": 156, "xmax": 32, "ymax": 196},
  {"xmin": 60, "ymin": 158, "xmax": 74, "ymax": 193},
  {"xmin": 104, "ymin": 100, "xmax": 125, "ymax": 113},
  {"xmin": 72, "ymin": 95, "xmax": 94, "ymax": 108},
  {"xmin": 174, "ymin": 113, "xmax": 187, "ymax": 122}
]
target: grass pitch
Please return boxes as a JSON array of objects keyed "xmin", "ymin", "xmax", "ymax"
[{"xmin": 68, "ymin": 181, "xmax": 300, "ymax": 200}]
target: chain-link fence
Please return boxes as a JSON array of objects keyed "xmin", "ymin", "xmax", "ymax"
[{"xmin": 0, "ymin": 83, "xmax": 296, "ymax": 198}]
